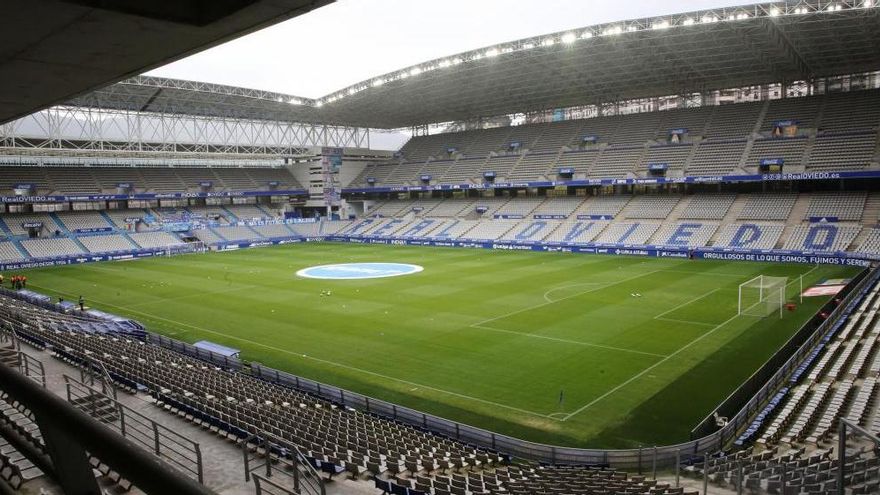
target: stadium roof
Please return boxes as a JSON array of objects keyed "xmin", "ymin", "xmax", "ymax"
[
  {"xmin": 68, "ymin": 1, "xmax": 880, "ymax": 129},
  {"xmin": 0, "ymin": 0, "xmax": 331, "ymax": 126}
]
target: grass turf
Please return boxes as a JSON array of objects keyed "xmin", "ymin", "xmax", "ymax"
[{"xmin": 19, "ymin": 242, "xmax": 861, "ymax": 448}]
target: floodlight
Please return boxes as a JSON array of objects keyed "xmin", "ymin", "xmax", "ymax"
[
  {"xmin": 682, "ymin": 17, "xmax": 695, "ymax": 26},
  {"xmin": 409, "ymin": 67, "xmax": 421, "ymax": 76},
  {"xmin": 652, "ymin": 20, "xmax": 670, "ymax": 30},
  {"xmin": 485, "ymin": 48, "xmax": 499, "ymax": 57},
  {"xmin": 580, "ymin": 31, "xmax": 593, "ymax": 39},
  {"xmin": 561, "ymin": 32, "xmax": 577, "ymax": 44},
  {"xmin": 542, "ymin": 37, "xmax": 555, "ymax": 46},
  {"xmin": 372, "ymin": 79, "xmax": 384, "ymax": 87},
  {"xmin": 522, "ymin": 42, "xmax": 535, "ymax": 49},
  {"xmin": 794, "ymin": 6, "xmax": 809, "ymax": 13},
  {"xmin": 769, "ymin": 7, "xmax": 780, "ymax": 16},
  {"xmin": 701, "ymin": 15, "xmax": 718, "ymax": 23}
]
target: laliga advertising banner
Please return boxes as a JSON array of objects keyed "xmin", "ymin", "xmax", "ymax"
[{"xmin": 321, "ymin": 147, "xmax": 343, "ymax": 206}]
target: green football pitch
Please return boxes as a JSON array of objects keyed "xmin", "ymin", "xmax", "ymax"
[{"xmin": 19, "ymin": 243, "xmax": 860, "ymax": 448}]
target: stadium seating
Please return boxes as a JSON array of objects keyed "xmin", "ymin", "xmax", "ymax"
[
  {"xmin": 78, "ymin": 234, "xmax": 136, "ymax": 253},
  {"xmin": 21, "ymin": 237, "xmax": 84, "ymax": 258},
  {"xmin": 652, "ymin": 222, "xmax": 718, "ymax": 247},
  {"xmin": 349, "ymin": 88, "xmax": 880, "ymax": 188},
  {"xmin": 623, "ymin": 195, "xmax": 681, "ymax": 219},
  {"xmin": 595, "ymin": 222, "xmax": 659, "ymax": 245},
  {"xmin": 128, "ymin": 232, "xmax": 184, "ymax": 250},
  {"xmin": 0, "ymin": 242, "xmax": 24, "ymax": 261},
  {"xmin": 712, "ymin": 224, "xmax": 785, "ymax": 250},
  {"xmin": 213, "ymin": 226, "xmax": 259, "ymax": 242},
  {"xmin": 57, "ymin": 211, "xmax": 113, "ymax": 232},
  {"xmin": 737, "ymin": 194, "xmax": 797, "ymax": 221},
  {"xmin": 679, "ymin": 194, "xmax": 736, "ymax": 220},
  {"xmin": 782, "ymin": 225, "xmax": 861, "ymax": 252},
  {"xmin": 805, "ymin": 192, "xmax": 867, "ymax": 221},
  {"xmin": 1, "ymin": 213, "xmax": 58, "ymax": 236}
]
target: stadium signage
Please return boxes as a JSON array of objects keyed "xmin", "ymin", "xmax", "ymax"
[
  {"xmin": 268, "ymin": 181, "xmax": 281, "ymax": 187},
  {"xmin": 198, "ymin": 181, "xmax": 213, "ymax": 187},
  {"xmin": 366, "ymin": 177, "xmax": 376, "ymax": 184},
  {"xmin": 342, "ymin": 170, "xmax": 880, "ymax": 194},
  {"xmin": 759, "ymin": 158, "xmax": 784, "ymax": 166},
  {"xmin": 558, "ymin": 168, "xmax": 574, "ymax": 175},
  {"xmin": 21, "ymin": 221, "xmax": 43, "ymax": 229},
  {"xmin": 75, "ymin": 227, "xmax": 112, "ymax": 234},
  {"xmin": 493, "ymin": 214, "xmax": 524, "ymax": 219},
  {"xmin": 123, "ymin": 217, "xmax": 141, "ymax": 223},
  {"xmin": 0, "ymin": 189, "xmax": 308, "ymax": 204},
  {"xmin": 647, "ymin": 163, "xmax": 669, "ymax": 171},
  {"xmin": 483, "ymin": 171, "xmax": 496, "ymax": 178},
  {"xmin": 116, "ymin": 182, "xmax": 132, "ymax": 189},
  {"xmin": 577, "ymin": 214, "xmax": 613, "ymax": 220},
  {"xmin": 534, "ymin": 214, "xmax": 567, "ymax": 219},
  {"xmin": 420, "ymin": 175, "xmax": 432, "ymax": 181}
]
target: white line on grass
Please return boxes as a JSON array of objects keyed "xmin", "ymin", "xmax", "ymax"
[
  {"xmin": 560, "ymin": 310, "xmax": 759, "ymax": 422},
  {"xmin": 543, "ymin": 283, "xmax": 604, "ymax": 303},
  {"xmin": 29, "ymin": 284, "xmax": 559, "ymax": 421},
  {"xmin": 471, "ymin": 268, "xmax": 666, "ymax": 328},
  {"xmin": 653, "ymin": 317, "xmax": 716, "ymax": 327},
  {"xmin": 470, "ymin": 324, "xmax": 668, "ymax": 358},
  {"xmin": 653, "ymin": 288, "xmax": 721, "ymax": 320}
]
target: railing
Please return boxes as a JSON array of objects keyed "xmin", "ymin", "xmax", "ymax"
[
  {"xmin": 0, "ymin": 361, "xmax": 215, "ymax": 495},
  {"xmin": 242, "ymin": 432, "xmax": 325, "ymax": 495},
  {"xmin": 253, "ymin": 473, "xmax": 298, "ymax": 495},
  {"xmin": 249, "ymin": 267, "xmax": 879, "ymax": 469},
  {"xmin": 63, "ymin": 375, "xmax": 204, "ymax": 484}
]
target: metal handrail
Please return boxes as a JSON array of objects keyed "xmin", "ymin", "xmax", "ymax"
[{"xmin": 0, "ymin": 362, "xmax": 215, "ymax": 495}]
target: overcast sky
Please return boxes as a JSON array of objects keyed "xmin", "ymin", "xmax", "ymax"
[{"xmin": 149, "ymin": 0, "xmax": 752, "ymax": 98}]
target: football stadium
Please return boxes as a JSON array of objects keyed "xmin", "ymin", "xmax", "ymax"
[{"xmin": 1, "ymin": 1, "xmax": 880, "ymax": 494}]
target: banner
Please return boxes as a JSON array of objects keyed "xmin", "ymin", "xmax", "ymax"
[{"xmin": 321, "ymin": 147, "xmax": 344, "ymax": 206}]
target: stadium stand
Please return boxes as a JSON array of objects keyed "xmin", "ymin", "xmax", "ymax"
[
  {"xmin": 679, "ymin": 194, "xmax": 737, "ymax": 220},
  {"xmin": 128, "ymin": 232, "xmax": 184, "ymax": 250},
  {"xmin": 623, "ymin": 195, "xmax": 681, "ymax": 220},
  {"xmin": 805, "ymin": 192, "xmax": 867, "ymax": 221},
  {"xmin": 57, "ymin": 211, "xmax": 113, "ymax": 232},
  {"xmin": 712, "ymin": 224, "xmax": 785, "ymax": 250},
  {"xmin": 0, "ymin": 242, "xmax": 25, "ymax": 261},
  {"xmin": 78, "ymin": 234, "xmax": 136, "ymax": 253},
  {"xmin": 782, "ymin": 225, "xmax": 862, "ymax": 252},
  {"xmin": 737, "ymin": 194, "xmax": 798, "ymax": 221},
  {"xmin": 21, "ymin": 237, "xmax": 84, "ymax": 258}
]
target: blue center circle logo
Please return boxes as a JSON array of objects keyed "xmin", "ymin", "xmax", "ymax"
[{"xmin": 296, "ymin": 263, "xmax": 424, "ymax": 280}]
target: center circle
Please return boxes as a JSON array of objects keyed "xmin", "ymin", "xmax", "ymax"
[{"xmin": 296, "ymin": 262, "xmax": 424, "ymax": 280}]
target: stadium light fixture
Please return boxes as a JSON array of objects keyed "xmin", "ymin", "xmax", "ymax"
[
  {"xmin": 626, "ymin": 25, "xmax": 639, "ymax": 32},
  {"xmin": 485, "ymin": 48, "xmax": 499, "ymax": 58},
  {"xmin": 561, "ymin": 32, "xmax": 577, "ymax": 44},
  {"xmin": 682, "ymin": 17, "xmax": 695, "ymax": 26},
  {"xmin": 580, "ymin": 31, "xmax": 593, "ymax": 39},
  {"xmin": 651, "ymin": 20, "xmax": 670, "ymax": 30},
  {"xmin": 701, "ymin": 15, "xmax": 718, "ymax": 23},
  {"xmin": 827, "ymin": 3, "xmax": 842, "ymax": 10},
  {"xmin": 602, "ymin": 25, "xmax": 623, "ymax": 36},
  {"xmin": 542, "ymin": 37, "xmax": 556, "ymax": 46},
  {"xmin": 409, "ymin": 67, "xmax": 422, "ymax": 76},
  {"xmin": 451, "ymin": 57, "xmax": 463, "ymax": 65},
  {"xmin": 314, "ymin": 101, "xmax": 323, "ymax": 107},
  {"xmin": 769, "ymin": 7, "xmax": 781, "ymax": 16},
  {"xmin": 372, "ymin": 79, "xmax": 384, "ymax": 87},
  {"xmin": 864, "ymin": 0, "xmax": 875, "ymax": 7},
  {"xmin": 522, "ymin": 42, "xmax": 535, "ymax": 49},
  {"xmin": 794, "ymin": 6, "xmax": 809, "ymax": 13}
]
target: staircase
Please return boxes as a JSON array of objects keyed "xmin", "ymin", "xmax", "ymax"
[
  {"xmin": 70, "ymin": 393, "xmax": 119, "ymax": 423},
  {"xmin": 787, "ymin": 193, "xmax": 812, "ymax": 224},
  {"xmin": 666, "ymin": 195, "xmax": 693, "ymax": 222},
  {"xmin": 861, "ymin": 191, "xmax": 880, "ymax": 225},
  {"xmin": 0, "ymin": 344, "xmax": 19, "ymax": 368}
]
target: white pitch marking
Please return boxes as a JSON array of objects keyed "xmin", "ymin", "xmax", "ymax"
[
  {"xmin": 471, "ymin": 268, "xmax": 666, "ymax": 328},
  {"xmin": 30, "ymin": 285, "xmax": 558, "ymax": 421},
  {"xmin": 653, "ymin": 288, "xmax": 721, "ymax": 320},
  {"xmin": 560, "ymin": 310, "xmax": 760, "ymax": 422},
  {"xmin": 471, "ymin": 324, "xmax": 667, "ymax": 358},
  {"xmin": 543, "ymin": 282, "xmax": 604, "ymax": 303}
]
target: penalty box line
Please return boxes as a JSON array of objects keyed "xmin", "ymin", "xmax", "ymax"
[{"xmin": 30, "ymin": 284, "xmax": 560, "ymax": 422}]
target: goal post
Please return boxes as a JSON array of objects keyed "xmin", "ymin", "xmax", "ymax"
[{"xmin": 738, "ymin": 275, "xmax": 788, "ymax": 318}]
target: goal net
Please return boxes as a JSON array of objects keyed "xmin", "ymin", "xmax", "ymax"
[{"xmin": 738, "ymin": 275, "xmax": 788, "ymax": 318}]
